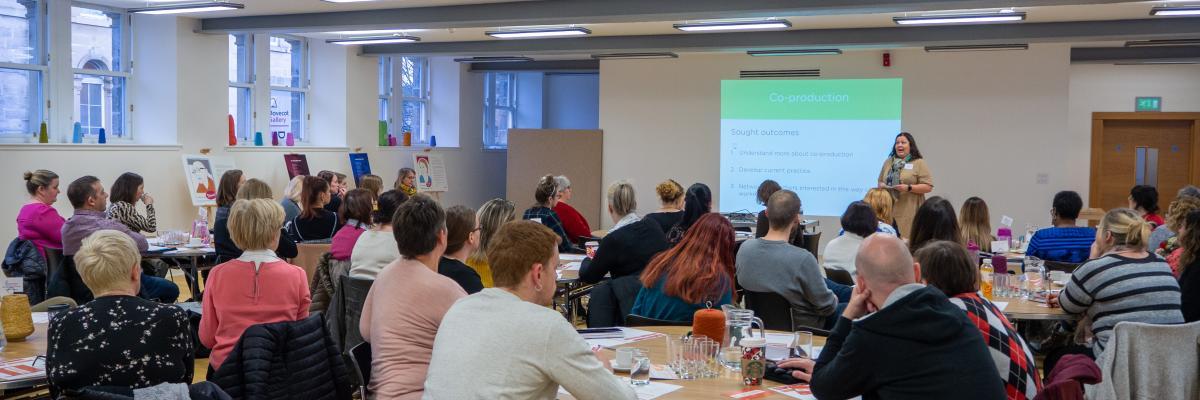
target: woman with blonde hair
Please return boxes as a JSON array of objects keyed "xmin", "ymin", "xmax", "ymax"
[
  {"xmin": 281, "ymin": 175, "xmax": 305, "ymax": 223},
  {"xmin": 466, "ymin": 198, "xmax": 517, "ymax": 287},
  {"xmin": 863, "ymin": 188, "xmax": 899, "ymax": 236},
  {"xmin": 394, "ymin": 167, "xmax": 417, "ymax": 197},
  {"xmin": 644, "ymin": 179, "xmax": 685, "ymax": 234},
  {"xmin": 1051, "ymin": 208, "xmax": 1183, "ymax": 360},
  {"xmin": 359, "ymin": 174, "xmax": 384, "ymax": 197},
  {"xmin": 959, "ymin": 197, "xmax": 995, "ymax": 252},
  {"xmin": 215, "ymin": 178, "xmax": 298, "ymax": 263}
]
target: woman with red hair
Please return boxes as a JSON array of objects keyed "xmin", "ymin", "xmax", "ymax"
[{"xmin": 631, "ymin": 213, "xmax": 735, "ymax": 322}]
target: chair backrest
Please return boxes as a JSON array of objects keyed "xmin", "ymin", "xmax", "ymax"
[
  {"xmin": 742, "ymin": 290, "xmax": 794, "ymax": 331},
  {"xmin": 624, "ymin": 314, "xmax": 690, "ymax": 327},
  {"xmin": 1092, "ymin": 320, "xmax": 1200, "ymax": 399},
  {"xmin": 293, "ymin": 244, "xmax": 332, "ymax": 284},
  {"xmin": 347, "ymin": 341, "xmax": 372, "ymax": 399},
  {"xmin": 340, "ymin": 274, "xmax": 374, "ymax": 351},
  {"xmin": 1043, "ymin": 260, "xmax": 1081, "ymax": 273},
  {"xmin": 824, "ymin": 267, "xmax": 854, "ymax": 286}
]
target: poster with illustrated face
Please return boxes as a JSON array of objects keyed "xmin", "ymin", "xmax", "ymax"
[
  {"xmin": 412, "ymin": 152, "xmax": 449, "ymax": 193},
  {"xmin": 181, "ymin": 155, "xmax": 218, "ymax": 206}
]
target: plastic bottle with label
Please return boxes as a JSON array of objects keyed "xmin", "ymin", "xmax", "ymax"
[{"xmin": 980, "ymin": 258, "xmax": 994, "ymax": 300}]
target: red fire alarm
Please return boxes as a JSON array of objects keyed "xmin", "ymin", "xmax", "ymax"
[{"xmin": 883, "ymin": 52, "xmax": 891, "ymax": 67}]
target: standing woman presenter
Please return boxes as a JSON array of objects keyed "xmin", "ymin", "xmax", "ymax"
[{"xmin": 878, "ymin": 132, "xmax": 934, "ymax": 238}]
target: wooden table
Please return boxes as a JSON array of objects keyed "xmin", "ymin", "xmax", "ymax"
[
  {"xmin": 994, "ymin": 296, "xmax": 1077, "ymax": 321},
  {"xmin": 582, "ymin": 326, "xmax": 825, "ymax": 399},
  {"xmin": 1, "ymin": 322, "xmax": 49, "ymax": 392},
  {"xmin": 556, "ymin": 256, "xmax": 593, "ymax": 324}
]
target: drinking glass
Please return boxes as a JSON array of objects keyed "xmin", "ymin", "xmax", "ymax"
[
  {"xmin": 679, "ymin": 337, "xmax": 696, "ymax": 380},
  {"xmin": 630, "ymin": 351, "xmax": 651, "ymax": 386},
  {"xmin": 721, "ymin": 345, "xmax": 743, "ymax": 371},
  {"xmin": 701, "ymin": 338, "xmax": 720, "ymax": 378},
  {"xmin": 665, "ymin": 335, "xmax": 682, "ymax": 373},
  {"xmin": 1024, "ymin": 257, "xmax": 1047, "ymax": 298},
  {"xmin": 790, "ymin": 331, "xmax": 814, "ymax": 359}
]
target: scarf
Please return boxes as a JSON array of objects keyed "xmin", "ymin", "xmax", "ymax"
[
  {"xmin": 609, "ymin": 213, "xmax": 641, "ymax": 234},
  {"xmin": 885, "ymin": 154, "xmax": 911, "ymax": 186},
  {"xmin": 400, "ymin": 184, "xmax": 418, "ymax": 197}
]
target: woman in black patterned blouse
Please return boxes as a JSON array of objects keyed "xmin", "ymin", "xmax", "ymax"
[
  {"xmin": 105, "ymin": 172, "xmax": 156, "ymax": 234},
  {"xmin": 47, "ymin": 230, "xmax": 193, "ymax": 396}
]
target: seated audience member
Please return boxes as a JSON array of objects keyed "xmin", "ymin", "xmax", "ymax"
[
  {"xmin": 1157, "ymin": 195, "xmax": 1200, "ymax": 275},
  {"xmin": 47, "ymin": 231, "xmax": 193, "ymax": 396},
  {"xmin": 579, "ymin": 181, "xmax": 668, "ymax": 283},
  {"xmin": 1052, "ymin": 208, "xmax": 1183, "ymax": 356},
  {"xmin": 214, "ymin": 179, "xmax": 298, "ymax": 263},
  {"xmin": 523, "ymin": 175, "xmax": 579, "ymax": 253},
  {"xmin": 318, "ymin": 170, "xmax": 347, "ymax": 214},
  {"xmin": 1025, "ymin": 191, "xmax": 1097, "ymax": 264},
  {"xmin": 465, "ymin": 198, "xmax": 517, "ymax": 287},
  {"xmin": 737, "ymin": 190, "xmax": 837, "ymax": 324},
  {"xmin": 1178, "ymin": 210, "xmax": 1200, "ymax": 322},
  {"xmin": 915, "ymin": 240, "xmax": 1042, "ymax": 400},
  {"xmin": 424, "ymin": 221, "xmax": 636, "ymax": 399},
  {"xmin": 359, "ymin": 174, "xmax": 384, "ymax": 197},
  {"xmin": 1129, "ymin": 184, "xmax": 1165, "ymax": 227},
  {"xmin": 777, "ymin": 234, "xmax": 1005, "ymax": 400},
  {"xmin": 823, "ymin": 201, "xmax": 877, "ymax": 279},
  {"xmin": 863, "ymin": 188, "xmax": 899, "ymax": 236},
  {"xmin": 643, "ymin": 179, "xmax": 685, "ymax": 234},
  {"xmin": 666, "ymin": 183, "xmax": 713, "ymax": 245},
  {"xmin": 394, "ymin": 167, "xmax": 418, "ymax": 197},
  {"xmin": 280, "ymin": 175, "xmax": 304, "ymax": 223},
  {"xmin": 908, "ymin": 196, "xmax": 960, "ymax": 252},
  {"xmin": 754, "ymin": 179, "xmax": 782, "ymax": 238},
  {"xmin": 212, "ymin": 170, "xmax": 245, "ymax": 261},
  {"xmin": 200, "ymin": 199, "xmax": 311, "ymax": 372},
  {"xmin": 17, "ymin": 170, "xmax": 64, "ymax": 258},
  {"xmin": 439, "ymin": 205, "xmax": 485, "ymax": 294},
  {"xmin": 959, "ymin": 197, "xmax": 995, "ymax": 252},
  {"xmin": 632, "ymin": 213, "xmax": 735, "ymax": 322},
  {"xmin": 330, "ymin": 189, "xmax": 373, "ymax": 261},
  {"xmin": 552, "ymin": 175, "xmax": 592, "ymax": 244},
  {"xmin": 287, "ymin": 176, "xmax": 338, "ymax": 242},
  {"xmin": 349, "ymin": 190, "xmax": 407, "ymax": 280},
  {"xmin": 61, "ymin": 176, "xmax": 177, "ymax": 303},
  {"xmin": 361, "ymin": 194, "xmax": 467, "ymax": 399},
  {"xmin": 105, "ymin": 172, "xmax": 158, "ymax": 234},
  {"xmin": 1148, "ymin": 186, "xmax": 1200, "ymax": 251}
]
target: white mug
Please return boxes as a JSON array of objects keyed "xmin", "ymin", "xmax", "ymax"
[
  {"xmin": 615, "ymin": 347, "xmax": 641, "ymax": 369},
  {"xmin": 188, "ymin": 237, "xmax": 202, "ymax": 247}
]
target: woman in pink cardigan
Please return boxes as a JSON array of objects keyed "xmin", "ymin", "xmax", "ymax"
[
  {"xmin": 200, "ymin": 199, "xmax": 311, "ymax": 373},
  {"xmin": 17, "ymin": 170, "xmax": 65, "ymax": 258}
]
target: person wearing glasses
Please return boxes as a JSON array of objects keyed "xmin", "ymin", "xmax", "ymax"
[{"xmin": 438, "ymin": 205, "xmax": 484, "ymax": 294}]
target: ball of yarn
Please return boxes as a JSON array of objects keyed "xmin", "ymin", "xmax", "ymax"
[
  {"xmin": 692, "ymin": 308, "xmax": 725, "ymax": 345},
  {"xmin": 2, "ymin": 294, "xmax": 34, "ymax": 341}
]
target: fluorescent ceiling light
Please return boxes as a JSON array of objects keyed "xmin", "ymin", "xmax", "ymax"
[
  {"xmin": 747, "ymin": 49, "xmax": 842, "ymax": 56},
  {"xmin": 1114, "ymin": 60, "xmax": 1199, "ymax": 65},
  {"xmin": 327, "ymin": 35, "xmax": 420, "ymax": 45},
  {"xmin": 591, "ymin": 52, "xmax": 678, "ymax": 59},
  {"xmin": 129, "ymin": 1, "xmax": 244, "ymax": 14},
  {"xmin": 452, "ymin": 56, "xmax": 534, "ymax": 63},
  {"xmin": 485, "ymin": 27, "xmax": 591, "ymax": 39},
  {"xmin": 924, "ymin": 44, "xmax": 1029, "ymax": 52},
  {"xmin": 1125, "ymin": 39, "xmax": 1200, "ymax": 47},
  {"xmin": 673, "ymin": 20, "xmax": 791, "ymax": 32},
  {"xmin": 325, "ymin": 29, "xmax": 426, "ymax": 35},
  {"xmin": 1150, "ymin": 6, "xmax": 1200, "ymax": 16},
  {"xmin": 894, "ymin": 11, "xmax": 1026, "ymax": 25}
]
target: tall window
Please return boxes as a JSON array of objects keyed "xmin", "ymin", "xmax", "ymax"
[
  {"xmin": 0, "ymin": 0, "xmax": 44, "ymax": 138},
  {"xmin": 269, "ymin": 35, "xmax": 307, "ymax": 142},
  {"xmin": 379, "ymin": 56, "xmax": 430, "ymax": 145},
  {"xmin": 228, "ymin": 34, "xmax": 253, "ymax": 142},
  {"xmin": 71, "ymin": 5, "xmax": 128, "ymax": 139},
  {"xmin": 483, "ymin": 72, "xmax": 517, "ymax": 150}
]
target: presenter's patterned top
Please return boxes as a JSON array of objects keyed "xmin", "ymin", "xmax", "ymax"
[{"xmin": 877, "ymin": 157, "xmax": 933, "ymax": 238}]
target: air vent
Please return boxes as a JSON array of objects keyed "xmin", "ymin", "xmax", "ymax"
[{"xmin": 739, "ymin": 69, "xmax": 820, "ymax": 78}]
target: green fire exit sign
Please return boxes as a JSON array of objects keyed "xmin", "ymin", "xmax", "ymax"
[{"xmin": 1136, "ymin": 97, "xmax": 1162, "ymax": 112}]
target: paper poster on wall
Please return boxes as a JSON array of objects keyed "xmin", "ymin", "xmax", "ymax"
[
  {"xmin": 349, "ymin": 153, "xmax": 371, "ymax": 185},
  {"xmin": 181, "ymin": 155, "xmax": 218, "ymax": 206},
  {"xmin": 284, "ymin": 154, "xmax": 310, "ymax": 178},
  {"xmin": 209, "ymin": 156, "xmax": 237, "ymax": 186},
  {"xmin": 413, "ymin": 152, "xmax": 449, "ymax": 193}
]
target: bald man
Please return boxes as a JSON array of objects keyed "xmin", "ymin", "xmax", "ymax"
[{"xmin": 779, "ymin": 234, "xmax": 1004, "ymax": 400}]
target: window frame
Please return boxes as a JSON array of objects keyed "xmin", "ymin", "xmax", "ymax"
[
  {"xmin": 0, "ymin": 0, "xmax": 48, "ymax": 139},
  {"xmin": 380, "ymin": 56, "xmax": 431, "ymax": 146},
  {"xmin": 228, "ymin": 33, "xmax": 254, "ymax": 142},
  {"xmin": 70, "ymin": 2, "xmax": 132, "ymax": 141},
  {"xmin": 483, "ymin": 72, "xmax": 518, "ymax": 150},
  {"xmin": 268, "ymin": 34, "xmax": 309, "ymax": 143}
]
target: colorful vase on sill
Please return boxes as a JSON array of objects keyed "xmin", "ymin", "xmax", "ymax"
[
  {"xmin": 72, "ymin": 122, "xmax": 83, "ymax": 144},
  {"xmin": 402, "ymin": 130, "xmax": 412, "ymax": 147},
  {"xmin": 98, "ymin": 128, "xmax": 106, "ymax": 144},
  {"xmin": 254, "ymin": 131, "xmax": 264, "ymax": 146},
  {"xmin": 228, "ymin": 114, "xmax": 237, "ymax": 146},
  {"xmin": 387, "ymin": 134, "xmax": 397, "ymax": 146},
  {"xmin": 38, "ymin": 122, "xmax": 47, "ymax": 143},
  {"xmin": 285, "ymin": 131, "xmax": 295, "ymax": 146},
  {"xmin": 378, "ymin": 120, "xmax": 388, "ymax": 146},
  {"xmin": 430, "ymin": 134, "xmax": 437, "ymax": 147},
  {"xmin": 271, "ymin": 131, "xmax": 280, "ymax": 146}
]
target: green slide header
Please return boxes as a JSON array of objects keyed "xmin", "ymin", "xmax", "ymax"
[{"xmin": 721, "ymin": 79, "xmax": 902, "ymax": 120}]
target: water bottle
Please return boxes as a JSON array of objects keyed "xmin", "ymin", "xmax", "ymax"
[
  {"xmin": 980, "ymin": 258, "xmax": 994, "ymax": 300},
  {"xmin": 191, "ymin": 208, "xmax": 210, "ymax": 245}
]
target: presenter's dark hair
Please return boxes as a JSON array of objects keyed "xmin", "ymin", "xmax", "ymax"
[
  {"xmin": 909, "ymin": 196, "xmax": 959, "ymax": 252},
  {"xmin": 1052, "ymin": 191, "xmax": 1084, "ymax": 220},
  {"xmin": 756, "ymin": 180, "xmax": 782, "ymax": 206},
  {"xmin": 109, "ymin": 172, "xmax": 144, "ymax": 205},
  {"xmin": 889, "ymin": 132, "xmax": 923, "ymax": 160},
  {"xmin": 841, "ymin": 201, "xmax": 878, "ymax": 238},
  {"xmin": 1130, "ymin": 185, "xmax": 1160, "ymax": 214}
]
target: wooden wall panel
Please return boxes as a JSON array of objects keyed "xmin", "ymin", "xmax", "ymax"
[{"xmin": 506, "ymin": 129, "xmax": 604, "ymax": 229}]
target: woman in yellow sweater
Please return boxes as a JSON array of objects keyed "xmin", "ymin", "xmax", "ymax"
[{"xmin": 466, "ymin": 198, "xmax": 517, "ymax": 287}]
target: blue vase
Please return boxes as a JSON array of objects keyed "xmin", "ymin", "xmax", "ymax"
[
  {"xmin": 254, "ymin": 131, "xmax": 264, "ymax": 146},
  {"xmin": 430, "ymin": 135, "xmax": 437, "ymax": 147},
  {"xmin": 72, "ymin": 122, "xmax": 83, "ymax": 143},
  {"xmin": 98, "ymin": 128, "xmax": 106, "ymax": 144}
]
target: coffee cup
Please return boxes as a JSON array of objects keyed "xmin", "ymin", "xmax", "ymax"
[
  {"xmin": 188, "ymin": 237, "xmax": 202, "ymax": 247},
  {"xmin": 614, "ymin": 347, "xmax": 641, "ymax": 369},
  {"xmin": 585, "ymin": 241, "xmax": 600, "ymax": 258}
]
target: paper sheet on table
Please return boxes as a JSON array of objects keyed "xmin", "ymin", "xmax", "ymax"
[
  {"xmin": 31, "ymin": 312, "xmax": 48, "ymax": 324},
  {"xmin": 560, "ymin": 254, "xmax": 587, "ymax": 262},
  {"xmin": 561, "ymin": 262, "xmax": 582, "ymax": 271},
  {"xmin": 766, "ymin": 345, "xmax": 822, "ymax": 361},
  {"xmin": 558, "ymin": 379, "xmax": 682, "ymax": 400},
  {"xmin": 993, "ymin": 302, "xmax": 1008, "ymax": 311},
  {"xmin": 770, "ymin": 384, "xmax": 817, "ymax": 399},
  {"xmin": 586, "ymin": 327, "xmax": 666, "ymax": 349},
  {"xmin": 0, "ymin": 356, "xmax": 46, "ymax": 382},
  {"xmin": 649, "ymin": 364, "xmax": 678, "ymax": 380},
  {"xmin": 147, "ymin": 245, "xmax": 171, "ymax": 252}
]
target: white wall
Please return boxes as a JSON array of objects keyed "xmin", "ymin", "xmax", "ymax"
[
  {"xmin": 0, "ymin": 17, "xmax": 506, "ymax": 242},
  {"xmin": 599, "ymin": 46, "xmax": 1080, "ymax": 245}
]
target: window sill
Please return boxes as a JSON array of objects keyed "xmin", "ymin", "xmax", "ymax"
[
  {"xmin": 376, "ymin": 146, "xmax": 459, "ymax": 152},
  {"xmin": 0, "ymin": 143, "xmax": 182, "ymax": 151},
  {"xmin": 482, "ymin": 147, "xmax": 508, "ymax": 153},
  {"xmin": 225, "ymin": 145, "xmax": 350, "ymax": 152}
]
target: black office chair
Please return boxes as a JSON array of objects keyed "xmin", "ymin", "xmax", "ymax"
[
  {"xmin": 347, "ymin": 342, "xmax": 372, "ymax": 399},
  {"xmin": 624, "ymin": 314, "xmax": 690, "ymax": 327},
  {"xmin": 801, "ymin": 232, "xmax": 822, "ymax": 258},
  {"xmin": 824, "ymin": 268, "xmax": 854, "ymax": 286},
  {"xmin": 340, "ymin": 275, "xmax": 374, "ymax": 352},
  {"xmin": 742, "ymin": 290, "xmax": 793, "ymax": 332}
]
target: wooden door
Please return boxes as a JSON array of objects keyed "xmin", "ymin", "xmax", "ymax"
[{"xmin": 1090, "ymin": 113, "xmax": 1200, "ymax": 212}]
